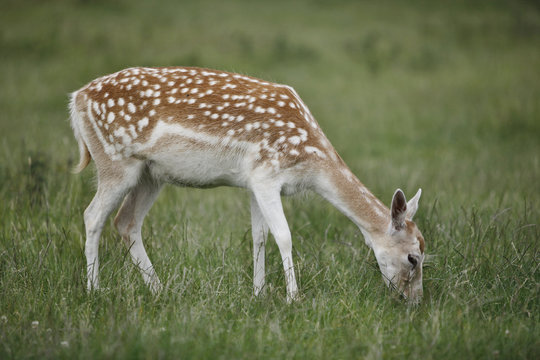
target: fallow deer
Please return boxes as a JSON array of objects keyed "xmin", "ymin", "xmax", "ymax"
[{"xmin": 70, "ymin": 67, "xmax": 425, "ymax": 303}]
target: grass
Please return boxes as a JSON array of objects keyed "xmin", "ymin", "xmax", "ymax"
[{"xmin": 0, "ymin": 0, "xmax": 539, "ymax": 358}]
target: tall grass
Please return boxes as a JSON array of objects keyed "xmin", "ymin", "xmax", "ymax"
[{"xmin": 0, "ymin": 0, "xmax": 538, "ymax": 358}]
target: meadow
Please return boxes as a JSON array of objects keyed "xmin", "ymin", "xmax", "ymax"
[{"xmin": 0, "ymin": 0, "xmax": 538, "ymax": 358}]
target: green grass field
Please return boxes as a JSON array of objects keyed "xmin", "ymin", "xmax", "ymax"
[{"xmin": 1, "ymin": 0, "xmax": 538, "ymax": 358}]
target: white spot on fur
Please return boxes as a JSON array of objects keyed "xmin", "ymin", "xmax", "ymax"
[
  {"xmin": 222, "ymin": 83, "xmax": 236, "ymax": 90},
  {"xmin": 128, "ymin": 125, "xmax": 137, "ymax": 138},
  {"xmin": 289, "ymin": 136, "xmax": 300, "ymax": 145},
  {"xmin": 92, "ymin": 102, "xmax": 101, "ymax": 115},
  {"xmin": 305, "ymin": 146, "xmax": 326, "ymax": 158},
  {"xmin": 298, "ymin": 128, "xmax": 308, "ymax": 142},
  {"xmin": 107, "ymin": 112, "xmax": 115, "ymax": 123},
  {"xmin": 137, "ymin": 117, "xmax": 149, "ymax": 131}
]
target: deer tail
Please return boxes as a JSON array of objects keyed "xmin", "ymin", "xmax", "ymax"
[{"xmin": 69, "ymin": 91, "xmax": 92, "ymax": 174}]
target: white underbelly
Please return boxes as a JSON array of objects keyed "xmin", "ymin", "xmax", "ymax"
[{"xmin": 146, "ymin": 148, "xmax": 252, "ymax": 188}]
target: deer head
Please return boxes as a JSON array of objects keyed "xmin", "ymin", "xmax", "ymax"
[{"xmin": 372, "ymin": 189, "xmax": 424, "ymax": 303}]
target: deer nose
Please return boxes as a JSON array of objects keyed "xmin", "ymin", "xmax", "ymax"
[{"xmin": 407, "ymin": 254, "xmax": 419, "ymax": 269}]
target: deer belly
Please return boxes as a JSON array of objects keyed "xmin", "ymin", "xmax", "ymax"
[{"xmin": 146, "ymin": 149, "xmax": 249, "ymax": 188}]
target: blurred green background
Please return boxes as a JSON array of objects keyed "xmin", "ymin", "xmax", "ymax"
[{"xmin": 0, "ymin": 0, "xmax": 538, "ymax": 359}]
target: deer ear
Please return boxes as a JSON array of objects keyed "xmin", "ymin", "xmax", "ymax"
[
  {"xmin": 406, "ymin": 188, "xmax": 422, "ymax": 220},
  {"xmin": 391, "ymin": 189, "xmax": 407, "ymax": 230}
]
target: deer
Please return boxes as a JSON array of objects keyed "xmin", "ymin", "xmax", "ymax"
[{"xmin": 69, "ymin": 66, "xmax": 425, "ymax": 303}]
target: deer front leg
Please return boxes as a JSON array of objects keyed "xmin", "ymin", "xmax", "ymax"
[
  {"xmin": 251, "ymin": 194, "xmax": 269, "ymax": 297},
  {"xmin": 251, "ymin": 185, "xmax": 298, "ymax": 303}
]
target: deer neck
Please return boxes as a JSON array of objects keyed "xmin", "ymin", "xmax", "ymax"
[{"xmin": 315, "ymin": 163, "xmax": 390, "ymax": 247}]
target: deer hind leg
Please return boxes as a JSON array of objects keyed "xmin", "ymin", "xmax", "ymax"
[
  {"xmin": 251, "ymin": 186, "xmax": 298, "ymax": 303},
  {"xmin": 114, "ymin": 172, "xmax": 163, "ymax": 294},
  {"xmin": 250, "ymin": 194, "xmax": 269, "ymax": 297},
  {"xmin": 84, "ymin": 161, "xmax": 143, "ymax": 291}
]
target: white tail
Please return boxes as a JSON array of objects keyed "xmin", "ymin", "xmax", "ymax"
[{"xmin": 70, "ymin": 66, "xmax": 425, "ymax": 303}]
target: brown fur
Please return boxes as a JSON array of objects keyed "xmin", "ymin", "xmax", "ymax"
[
  {"xmin": 405, "ymin": 220, "xmax": 425, "ymax": 254},
  {"xmin": 328, "ymin": 166, "xmax": 390, "ymax": 233},
  {"xmin": 75, "ymin": 67, "xmax": 336, "ymax": 168}
]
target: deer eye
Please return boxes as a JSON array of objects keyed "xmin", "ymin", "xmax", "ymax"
[{"xmin": 407, "ymin": 254, "xmax": 418, "ymax": 269}]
